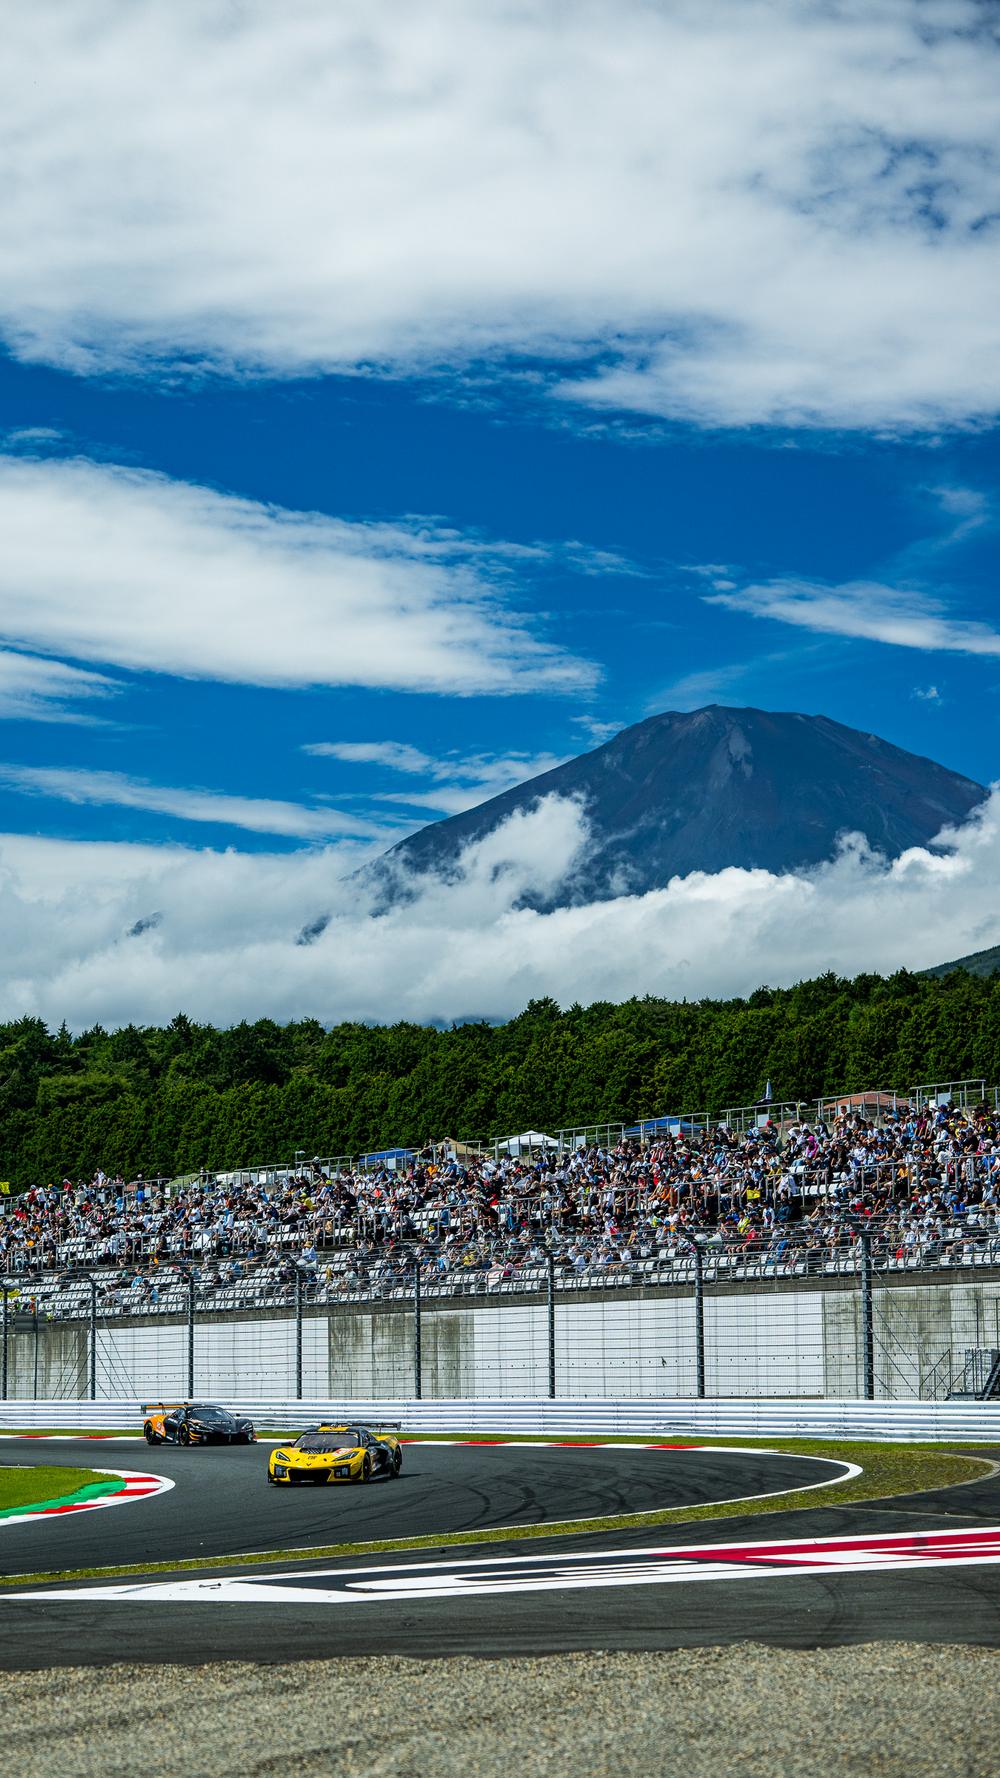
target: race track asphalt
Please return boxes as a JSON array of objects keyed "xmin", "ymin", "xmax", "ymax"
[
  {"xmin": 3, "ymin": 1440, "xmax": 1000, "ymax": 1669},
  {"xmin": 0, "ymin": 1437, "xmax": 836, "ymax": 1575}
]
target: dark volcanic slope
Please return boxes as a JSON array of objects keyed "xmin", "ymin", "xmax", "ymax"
[
  {"xmin": 379, "ymin": 706, "xmax": 986, "ymax": 905},
  {"xmin": 924, "ymin": 943, "xmax": 1000, "ymax": 980}
]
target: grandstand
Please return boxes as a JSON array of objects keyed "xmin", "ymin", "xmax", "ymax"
[{"xmin": 4, "ymin": 1077, "xmax": 1000, "ymax": 1326}]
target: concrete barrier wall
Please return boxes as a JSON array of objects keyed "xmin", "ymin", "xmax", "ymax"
[{"xmin": 2, "ymin": 1271, "xmax": 997, "ymax": 1402}]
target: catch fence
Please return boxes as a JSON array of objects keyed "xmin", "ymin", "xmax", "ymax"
[{"xmin": 4, "ymin": 1228, "xmax": 1000, "ymax": 1406}]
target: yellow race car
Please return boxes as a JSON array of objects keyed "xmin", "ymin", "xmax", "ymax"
[{"xmin": 267, "ymin": 1423, "xmax": 403, "ymax": 1486}]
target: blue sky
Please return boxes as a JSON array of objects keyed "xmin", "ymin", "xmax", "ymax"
[
  {"xmin": 1, "ymin": 1, "xmax": 1000, "ymax": 1026},
  {"xmin": 3, "ymin": 355, "xmax": 998, "ymax": 853}
]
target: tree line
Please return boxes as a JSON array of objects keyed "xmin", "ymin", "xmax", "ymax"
[{"xmin": 1, "ymin": 966, "xmax": 998, "ymax": 1187}]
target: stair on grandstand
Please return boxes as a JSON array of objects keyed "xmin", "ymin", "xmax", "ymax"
[{"xmin": 947, "ymin": 1348, "xmax": 1000, "ymax": 1400}]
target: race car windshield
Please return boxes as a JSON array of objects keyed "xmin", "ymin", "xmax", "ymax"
[
  {"xmin": 295, "ymin": 1436, "xmax": 353, "ymax": 1453},
  {"xmin": 188, "ymin": 1407, "xmax": 232, "ymax": 1424}
]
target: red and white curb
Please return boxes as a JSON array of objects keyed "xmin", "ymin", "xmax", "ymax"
[
  {"xmin": 17, "ymin": 1522, "xmax": 1000, "ymax": 1604},
  {"xmin": 1, "ymin": 1468, "xmax": 173, "ymax": 1528}
]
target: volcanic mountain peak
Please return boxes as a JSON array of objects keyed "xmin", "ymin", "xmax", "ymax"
[{"xmin": 370, "ymin": 705, "xmax": 986, "ymax": 910}]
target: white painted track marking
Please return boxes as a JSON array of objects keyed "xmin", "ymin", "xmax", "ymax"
[{"xmin": 10, "ymin": 1523, "xmax": 1000, "ymax": 1603}]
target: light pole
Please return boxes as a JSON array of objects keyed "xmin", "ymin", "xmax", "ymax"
[
  {"xmin": 290, "ymin": 1257, "xmax": 313, "ymax": 1398},
  {"xmin": 412, "ymin": 1251, "xmax": 422, "ymax": 1401},
  {"xmin": 546, "ymin": 1251, "xmax": 556, "ymax": 1399},
  {"xmin": 844, "ymin": 1213, "xmax": 876, "ymax": 1401},
  {"xmin": 1, "ymin": 1277, "xmax": 9, "ymax": 1401},
  {"xmin": 692, "ymin": 1236, "xmax": 707, "ymax": 1399},
  {"xmin": 175, "ymin": 1264, "xmax": 197, "ymax": 1397},
  {"xmin": 71, "ymin": 1270, "xmax": 99, "ymax": 1401}
]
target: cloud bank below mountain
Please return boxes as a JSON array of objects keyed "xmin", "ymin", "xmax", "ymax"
[{"xmin": 1, "ymin": 788, "xmax": 998, "ymax": 1031}]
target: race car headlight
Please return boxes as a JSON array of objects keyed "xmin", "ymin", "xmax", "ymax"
[
  {"xmin": 273, "ymin": 1464, "xmax": 288, "ymax": 1477},
  {"xmin": 274, "ymin": 1452, "xmax": 291, "ymax": 1464}
]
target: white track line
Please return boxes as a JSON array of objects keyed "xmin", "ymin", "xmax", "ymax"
[{"xmin": 13, "ymin": 1522, "xmax": 1000, "ymax": 1604}]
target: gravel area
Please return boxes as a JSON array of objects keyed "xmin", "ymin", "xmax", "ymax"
[{"xmin": 3, "ymin": 1645, "xmax": 997, "ymax": 1778}]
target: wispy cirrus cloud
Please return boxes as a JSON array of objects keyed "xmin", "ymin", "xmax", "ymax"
[
  {"xmin": 0, "ymin": 455, "xmax": 594, "ymax": 699},
  {"xmin": 304, "ymin": 739, "xmax": 569, "ymax": 815},
  {"xmin": 0, "ymin": 649, "xmax": 120, "ymax": 724},
  {"xmin": 305, "ymin": 742, "xmax": 436, "ymax": 776},
  {"xmin": 571, "ymin": 716, "xmax": 623, "ymax": 746},
  {"xmin": 708, "ymin": 580, "xmax": 1000, "ymax": 660},
  {"xmin": 2, "ymin": 4, "xmax": 1000, "ymax": 431},
  {"xmin": 0, "ymin": 763, "xmax": 396, "ymax": 843}
]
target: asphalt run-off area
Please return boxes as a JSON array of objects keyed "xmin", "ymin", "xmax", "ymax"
[{"xmin": 2, "ymin": 1436, "xmax": 1000, "ymax": 1669}]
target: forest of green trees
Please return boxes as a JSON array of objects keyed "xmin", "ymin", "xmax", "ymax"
[{"xmin": 1, "ymin": 967, "xmax": 999, "ymax": 1188}]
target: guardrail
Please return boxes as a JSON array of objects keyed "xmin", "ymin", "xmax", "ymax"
[{"xmin": 3, "ymin": 1398, "xmax": 1000, "ymax": 1441}]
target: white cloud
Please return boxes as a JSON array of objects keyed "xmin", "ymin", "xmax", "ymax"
[
  {"xmin": 931, "ymin": 485, "xmax": 991, "ymax": 529},
  {"xmin": 304, "ymin": 742, "xmax": 435, "ymax": 775},
  {"xmin": 374, "ymin": 789, "xmax": 483, "ymax": 816},
  {"xmin": 1, "ymin": 3, "xmax": 999, "ymax": 430},
  {"xmin": 650, "ymin": 661, "xmax": 757, "ymax": 713},
  {"xmin": 0, "ymin": 455, "xmax": 593, "ymax": 697},
  {"xmin": 0, "ymin": 649, "xmax": 119, "ymax": 723},
  {"xmin": 0, "ymin": 764, "xmax": 394, "ymax": 842},
  {"xmin": 709, "ymin": 579, "xmax": 1000, "ymax": 658},
  {"xmin": 305, "ymin": 737, "xmax": 570, "ymax": 814},
  {"xmin": 4, "ymin": 426, "xmax": 65, "ymax": 449},
  {"xmin": 649, "ymin": 641, "xmax": 823, "ymax": 713},
  {"xmin": 913, "ymin": 684, "xmax": 943, "ymax": 703},
  {"xmin": 571, "ymin": 716, "xmax": 623, "ymax": 746},
  {"xmin": 1, "ymin": 788, "xmax": 999, "ymax": 1033}
]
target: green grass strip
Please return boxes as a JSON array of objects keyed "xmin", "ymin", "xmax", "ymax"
[
  {"xmin": 0, "ymin": 1437, "xmax": 991, "ymax": 1590},
  {"xmin": 0, "ymin": 1464, "xmax": 118, "ymax": 1519}
]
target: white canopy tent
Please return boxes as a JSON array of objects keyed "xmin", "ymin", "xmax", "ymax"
[{"xmin": 494, "ymin": 1130, "xmax": 559, "ymax": 1157}]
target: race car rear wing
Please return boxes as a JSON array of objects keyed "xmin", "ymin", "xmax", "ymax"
[{"xmin": 307, "ymin": 1418, "xmax": 404, "ymax": 1437}]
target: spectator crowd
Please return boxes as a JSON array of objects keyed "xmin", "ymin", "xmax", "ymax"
[{"xmin": 4, "ymin": 1092, "xmax": 1000, "ymax": 1316}]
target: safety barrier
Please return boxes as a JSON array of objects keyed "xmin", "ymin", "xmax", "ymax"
[{"xmin": 3, "ymin": 1397, "xmax": 1000, "ymax": 1441}]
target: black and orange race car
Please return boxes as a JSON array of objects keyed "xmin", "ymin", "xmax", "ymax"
[{"xmin": 143, "ymin": 1401, "xmax": 257, "ymax": 1446}]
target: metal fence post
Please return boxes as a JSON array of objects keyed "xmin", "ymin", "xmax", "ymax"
[
  {"xmin": 187, "ymin": 1273, "xmax": 196, "ymax": 1398},
  {"xmin": 89, "ymin": 1276, "xmax": 97, "ymax": 1401},
  {"xmin": 413, "ymin": 1257, "xmax": 422, "ymax": 1400},
  {"xmin": 295, "ymin": 1267, "xmax": 303, "ymax": 1400},
  {"xmin": 860, "ymin": 1231, "xmax": 875, "ymax": 1401},
  {"xmin": 693, "ymin": 1243, "xmax": 706, "ymax": 1399},
  {"xmin": 546, "ymin": 1253, "xmax": 556, "ymax": 1398},
  {"xmin": 1, "ymin": 1285, "xmax": 7, "ymax": 1401}
]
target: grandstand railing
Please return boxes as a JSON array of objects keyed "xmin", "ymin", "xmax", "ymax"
[
  {"xmin": 166, "ymin": 1153, "xmax": 355, "ymax": 1193},
  {"xmin": 554, "ymin": 1122, "xmax": 628, "ymax": 1151},
  {"xmin": 4, "ymin": 1074, "xmax": 999, "ymax": 1204},
  {"xmin": 911, "ymin": 1079, "xmax": 987, "ymax": 1113}
]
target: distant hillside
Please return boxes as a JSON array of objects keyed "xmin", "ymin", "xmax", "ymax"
[
  {"xmin": 923, "ymin": 944, "xmax": 1000, "ymax": 980},
  {"xmin": 4, "ymin": 969, "xmax": 1000, "ymax": 1186},
  {"xmin": 371, "ymin": 705, "xmax": 987, "ymax": 907}
]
